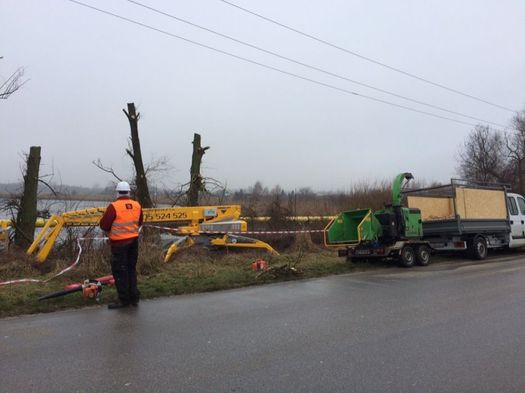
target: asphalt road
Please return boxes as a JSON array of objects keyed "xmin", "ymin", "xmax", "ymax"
[{"xmin": 2, "ymin": 255, "xmax": 525, "ymax": 393}]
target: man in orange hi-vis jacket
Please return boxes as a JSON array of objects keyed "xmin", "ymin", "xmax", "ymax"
[{"xmin": 100, "ymin": 181, "xmax": 143, "ymax": 309}]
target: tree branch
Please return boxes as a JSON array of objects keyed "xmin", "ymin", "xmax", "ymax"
[
  {"xmin": 92, "ymin": 158, "xmax": 123, "ymax": 181},
  {"xmin": 0, "ymin": 67, "xmax": 28, "ymax": 99},
  {"xmin": 38, "ymin": 178, "xmax": 58, "ymax": 197}
]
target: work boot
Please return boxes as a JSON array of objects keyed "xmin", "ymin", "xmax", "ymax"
[{"xmin": 107, "ymin": 302, "xmax": 129, "ymax": 310}]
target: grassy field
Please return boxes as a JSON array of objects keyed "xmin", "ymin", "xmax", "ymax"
[{"xmin": 0, "ymin": 237, "xmax": 393, "ymax": 318}]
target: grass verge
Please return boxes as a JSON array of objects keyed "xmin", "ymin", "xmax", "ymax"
[{"xmin": 0, "ymin": 241, "xmax": 387, "ymax": 318}]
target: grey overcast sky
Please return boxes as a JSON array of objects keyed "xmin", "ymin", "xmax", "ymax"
[{"xmin": 1, "ymin": 0, "xmax": 524, "ymax": 191}]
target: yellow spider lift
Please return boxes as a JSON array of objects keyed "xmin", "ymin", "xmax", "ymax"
[
  {"xmin": 26, "ymin": 205, "xmax": 277, "ymax": 263},
  {"xmin": 0, "ymin": 220, "xmax": 10, "ymax": 250}
]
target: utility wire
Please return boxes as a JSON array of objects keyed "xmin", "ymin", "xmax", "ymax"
[
  {"xmin": 66, "ymin": 0, "xmax": 490, "ymax": 129},
  {"xmin": 126, "ymin": 0, "xmax": 506, "ymax": 128},
  {"xmin": 219, "ymin": 0, "xmax": 518, "ymax": 114}
]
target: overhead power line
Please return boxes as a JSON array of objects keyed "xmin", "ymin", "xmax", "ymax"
[
  {"xmin": 219, "ymin": 0, "xmax": 518, "ymax": 114},
  {"xmin": 66, "ymin": 0, "xmax": 495, "ymax": 129},
  {"xmin": 125, "ymin": 0, "xmax": 507, "ymax": 128}
]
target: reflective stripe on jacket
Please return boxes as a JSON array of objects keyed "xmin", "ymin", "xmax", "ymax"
[{"xmin": 109, "ymin": 199, "xmax": 142, "ymax": 241}]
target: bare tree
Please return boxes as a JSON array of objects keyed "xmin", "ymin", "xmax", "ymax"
[
  {"xmin": 243, "ymin": 181, "xmax": 265, "ymax": 217},
  {"xmin": 266, "ymin": 185, "xmax": 291, "ymax": 230},
  {"xmin": 187, "ymin": 133, "xmax": 209, "ymax": 206},
  {"xmin": 458, "ymin": 125, "xmax": 507, "ymax": 183},
  {"xmin": 144, "ymin": 156, "xmax": 170, "ymax": 180},
  {"xmin": 163, "ymin": 182, "xmax": 190, "ymax": 206},
  {"xmin": 14, "ymin": 146, "xmax": 41, "ymax": 248},
  {"xmin": 164, "ymin": 177, "xmax": 226, "ymax": 207},
  {"xmin": 123, "ymin": 103, "xmax": 153, "ymax": 208},
  {"xmin": 506, "ymin": 110, "xmax": 525, "ymax": 193},
  {"xmin": 0, "ymin": 66, "xmax": 27, "ymax": 99},
  {"xmin": 515, "ymin": 111, "xmax": 525, "ymax": 133}
]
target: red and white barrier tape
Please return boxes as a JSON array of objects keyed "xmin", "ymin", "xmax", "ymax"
[
  {"xmin": 0, "ymin": 278, "xmax": 43, "ymax": 285},
  {"xmin": 144, "ymin": 224, "xmax": 325, "ymax": 235},
  {"xmin": 0, "ymin": 236, "xmax": 105, "ymax": 287},
  {"xmin": 228, "ymin": 229, "xmax": 325, "ymax": 235},
  {"xmin": 0, "ymin": 224, "xmax": 323, "ymax": 286}
]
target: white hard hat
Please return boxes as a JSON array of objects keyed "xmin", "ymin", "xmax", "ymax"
[{"xmin": 116, "ymin": 181, "xmax": 131, "ymax": 192}]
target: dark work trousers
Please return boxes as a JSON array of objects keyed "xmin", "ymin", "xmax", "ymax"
[{"xmin": 110, "ymin": 238, "xmax": 140, "ymax": 305}]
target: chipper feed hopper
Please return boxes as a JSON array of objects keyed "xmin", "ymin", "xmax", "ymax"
[{"xmin": 324, "ymin": 173, "xmax": 430, "ymax": 267}]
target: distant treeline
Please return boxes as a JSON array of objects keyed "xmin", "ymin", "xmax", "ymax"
[
  {"xmin": 1, "ymin": 179, "xmax": 432, "ymax": 217},
  {"xmin": 0, "ymin": 182, "xmax": 113, "ymax": 196}
]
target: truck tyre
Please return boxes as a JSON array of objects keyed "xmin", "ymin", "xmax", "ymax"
[
  {"xmin": 469, "ymin": 236, "xmax": 488, "ymax": 260},
  {"xmin": 416, "ymin": 245, "xmax": 431, "ymax": 266},
  {"xmin": 399, "ymin": 245, "xmax": 416, "ymax": 268}
]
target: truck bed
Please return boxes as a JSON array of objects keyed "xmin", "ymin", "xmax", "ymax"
[{"xmin": 421, "ymin": 218, "xmax": 510, "ymax": 237}]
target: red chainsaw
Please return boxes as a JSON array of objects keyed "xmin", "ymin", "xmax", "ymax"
[{"xmin": 38, "ymin": 275, "xmax": 115, "ymax": 301}]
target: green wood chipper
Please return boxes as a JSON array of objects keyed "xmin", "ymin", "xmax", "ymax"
[{"xmin": 324, "ymin": 173, "xmax": 431, "ymax": 267}]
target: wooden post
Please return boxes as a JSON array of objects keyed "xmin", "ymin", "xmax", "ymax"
[
  {"xmin": 123, "ymin": 103, "xmax": 153, "ymax": 208},
  {"xmin": 187, "ymin": 133, "xmax": 209, "ymax": 206},
  {"xmin": 15, "ymin": 146, "xmax": 41, "ymax": 248}
]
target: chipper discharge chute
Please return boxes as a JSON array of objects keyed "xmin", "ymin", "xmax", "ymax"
[{"xmin": 324, "ymin": 209, "xmax": 382, "ymax": 246}]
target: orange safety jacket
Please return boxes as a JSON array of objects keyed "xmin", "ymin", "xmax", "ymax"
[{"xmin": 109, "ymin": 199, "xmax": 142, "ymax": 241}]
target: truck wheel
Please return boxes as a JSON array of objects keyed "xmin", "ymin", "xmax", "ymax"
[
  {"xmin": 399, "ymin": 246, "xmax": 415, "ymax": 268},
  {"xmin": 416, "ymin": 245, "xmax": 431, "ymax": 266},
  {"xmin": 470, "ymin": 236, "xmax": 487, "ymax": 260}
]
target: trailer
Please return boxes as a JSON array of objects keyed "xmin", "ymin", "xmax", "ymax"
[{"xmin": 325, "ymin": 173, "xmax": 525, "ymax": 267}]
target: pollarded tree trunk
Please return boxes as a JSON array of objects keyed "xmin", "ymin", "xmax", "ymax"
[
  {"xmin": 187, "ymin": 133, "xmax": 209, "ymax": 206},
  {"xmin": 123, "ymin": 103, "xmax": 153, "ymax": 208},
  {"xmin": 15, "ymin": 146, "xmax": 41, "ymax": 248}
]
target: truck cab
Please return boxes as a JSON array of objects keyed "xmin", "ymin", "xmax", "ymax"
[{"xmin": 507, "ymin": 192, "xmax": 525, "ymax": 248}]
